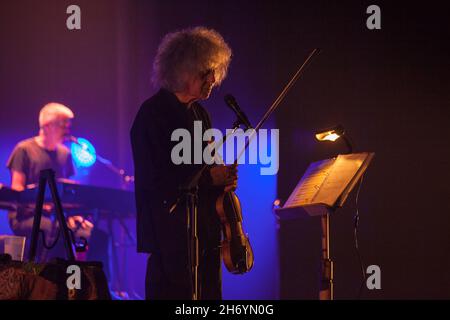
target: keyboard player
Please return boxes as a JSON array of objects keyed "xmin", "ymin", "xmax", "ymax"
[{"xmin": 5, "ymin": 102, "xmax": 109, "ymax": 270}]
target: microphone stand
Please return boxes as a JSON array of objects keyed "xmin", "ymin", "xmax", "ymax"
[
  {"xmin": 170, "ymin": 119, "xmax": 246, "ymax": 301},
  {"xmin": 95, "ymin": 154, "xmax": 135, "ymax": 187}
]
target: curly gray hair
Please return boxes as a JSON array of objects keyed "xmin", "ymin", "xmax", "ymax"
[{"xmin": 152, "ymin": 26, "xmax": 232, "ymax": 92}]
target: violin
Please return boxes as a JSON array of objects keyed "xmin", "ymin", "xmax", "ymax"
[
  {"xmin": 215, "ymin": 48, "xmax": 321, "ymax": 275},
  {"xmin": 216, "ymin": 189, "xmax": 254, "ymax": 274}
]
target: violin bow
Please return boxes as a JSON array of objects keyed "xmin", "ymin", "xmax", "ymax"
[{"xmin": 235, "ymin": 48, "xmax": 322, "ymax": 163}]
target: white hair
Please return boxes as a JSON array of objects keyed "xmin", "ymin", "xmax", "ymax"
[
  {"xmin": 152, "ymin": 26, "xmax": 232, "ymax": 92},
  {"xmin": 38, "ymin": 102, "xmax": 74, "ymax": 127}
]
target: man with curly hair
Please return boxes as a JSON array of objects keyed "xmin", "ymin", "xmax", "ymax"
[{"xmin": 131, "ymin": 27, "xmax": 237, "ymax": 300}]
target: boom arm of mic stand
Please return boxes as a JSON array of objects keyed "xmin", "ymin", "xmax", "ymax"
[
  {"xmin": 70, "ymin": 137, "xmax": 134, "ymax": 184},
  {"xmin": 95, "ymin": 154, "xmax": 134, "ymax": 184}
]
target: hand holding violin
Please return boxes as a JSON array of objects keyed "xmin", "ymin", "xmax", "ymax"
[{"xmin": 209, "ymin": 164, "xmax": 238, "ymax": 192}]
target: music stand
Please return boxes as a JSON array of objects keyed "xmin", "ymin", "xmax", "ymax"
[{"xmin": 275, "ymin": 152, "xmax": 374, "ymax": 300}]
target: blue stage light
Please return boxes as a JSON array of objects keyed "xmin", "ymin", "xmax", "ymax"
[{"xmin": 71, "ymin": 137, "xmax": 96, "ymax": 167}]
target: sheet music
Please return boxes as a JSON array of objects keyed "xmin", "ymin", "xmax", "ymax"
[
  {"xmin": 277, "ymin": 152, "xmax": 374, "ymax": 219},
  {"xmin": 313, "ymin": 153, "xmax": 368, "ymax": 205},
  {"xmin": 284, "ymin": 158, "xmax": 335, "ymax": 208}
]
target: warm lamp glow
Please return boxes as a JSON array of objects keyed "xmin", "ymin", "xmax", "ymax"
[
  {"xmin": 315, "ymin": 131, "xmax": 341, "ymax": 142},
  {"xmin": 315, "ymin": 125, "xmax": 353, "ymax": 154}
]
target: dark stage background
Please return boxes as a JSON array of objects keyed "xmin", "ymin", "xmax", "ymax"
[{"xmin": 0, "ymin": 0, "xmax": 449, "ymax": 299}]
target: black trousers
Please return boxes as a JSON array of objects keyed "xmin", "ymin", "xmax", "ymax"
[{"xmin": 145, "ymin": 247, "xmax": 222, "ymax": 300}]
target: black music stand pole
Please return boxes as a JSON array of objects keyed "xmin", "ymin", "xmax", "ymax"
[
  {"xmin": 28, "ymin": 169, "xmax": 75, "ymax": 262},
  {"xmin": 319, "ymin": 210, "xmax": 333, "ymax": 300}
]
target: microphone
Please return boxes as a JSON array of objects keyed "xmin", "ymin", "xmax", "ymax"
[
  {"xmin": 224, "ymin": 94, "xmax": 253, "ymax": 129},
  {"xmin": 67, "ymin": 136, "xmax": 88, "ymax": 150},
  {"xmin": 68, "ymin": 135, "xmax": 79, "ymax": 144}
]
